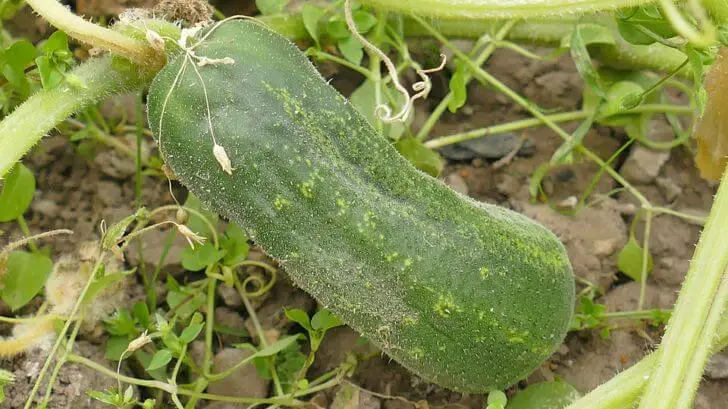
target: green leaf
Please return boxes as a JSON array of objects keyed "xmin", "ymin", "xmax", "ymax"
[
  {"xmin": 36, "ymin": 55, "xmax": 65, "ymax": 90},
  {"xmin": 487, "ymin": 390, "xmax": 507, "ymax": 409},
  {"xmin": 104, "ymin": 309, "xmax": 138, "ymax": 336},
  {"xmin": 395, "ymin": 138, "xmax": 444, "ymax": 177},
  {"xmin": 181, "ymin": 242, "xmax": 225, "ymax": 271},
  {"xmin": 617, "ymin": 235, "xmax": 654, "ymax": 281},
  {"xmin": 250, "ymin": 334, "xmax": 302, "ymax": 358},
  {"xmin": 87, "ymin": 390, "xmax": 119, "ymax": 406},
  {"xmin": 448, "ymin": 61, "xmax": 468, "ymax": 113},
  {"xmin": 180, "ymin": 323, "xmax": 204, "ymax": 344},
  {"xmin": 337, "ymin": 36, "xmax": 363, "ymax": 65},
  {"xmin": 311, "ymin": 309, "xmax": 344, "ymax": 331},
  {"xmin": 84, "ymin": 269, "xmax": 136, "ymax": 305},
  {"xmin": 221, "ymin": 223, "xmax": 249, "ymax": 265},
  {"xmin": 135, "ymin": 350, "xmax": 167, "ymax": 381},
  {"xmin": 184, "ymin": 193, "xmax": 219, "ymax": 240},
  {"xmin": 256, "ymin": 0, "xmax": 289, "ymax": 15},
  {"xmin": 506, "ymin": 380, "xmax": 581, "ymax": 409},
  {"xmin": 326, "ymin": 17, "xmax": 351, "ymax": 40},
  {"xmin": 105, "ymin": 336, "xmax": 132, "ymax": 361},
  {"xmin": 0, "ymin": 369, "xmax": 14, "ymax": 405},
  {"xmin": 39, "ymin": 31, "xmax": 69, "ymax": 55},
  {"xmin": 133, "ymin": 301, "xmax": 150, "ymax": 329},
  {"xmin": 0, "ymin": 250, "xmax": 53, "ymax": 310},
  {"xmin": 101, "ymin": 208, "xmax": 149, "ymax": 250},
  {"xmin": 285, "ymin": 308, "xmax": 312, "ymax": 331},
  {"xmin": 1, "ymin": 40, "xmax": 37, "ymax": 96},
  {"xmin": 352, "ymin": 10, "xmax": 377, "ymax": 33},
  {"xmin": 302, "ymin": 4, "xmax": 325, "ymax": 45},
  {"xmin": 350, "ymin": 79, "xmax": 409, "ymax": 140},
  {"xmin": 146, "ymin": 349, "xmax": 173, "ymax": 371},
  {"xmin": 166, "ymin": 288, "xmax": 206, "ymax": 319},
  {"xmin": 569, "ymin": 24, "xmax": 606, "ymax": 100},
  {"xmin": 0, "ymin": 163, "xmax": 35, "ymax": 222},
  {"xmin": 616, "ymin": 6, "xmax": 675, "ymax": 46},
  {"xmin": 602, "ymin": 81, "xmax": 645, "ymax": 116}
]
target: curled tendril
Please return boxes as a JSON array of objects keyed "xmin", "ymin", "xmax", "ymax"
[
  {"xmin": 344, "ymin": 0, "xmax": 446, "ymax": 123},
  {"xmin": 232, "ymin": 260, "xmax": 277, "ymax": 297}
]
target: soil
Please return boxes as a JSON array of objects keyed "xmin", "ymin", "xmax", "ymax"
[{"xmin": 1, "ymin": 0, "xmax": 726, "ymax": 408}]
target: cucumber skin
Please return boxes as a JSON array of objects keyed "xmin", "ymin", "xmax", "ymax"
[{"xmin": 148, "ymin": 20, "xmax": 575, "ymax": 392}]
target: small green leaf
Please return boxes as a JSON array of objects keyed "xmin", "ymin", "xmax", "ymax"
[
  {"xmin": 487, "ymin": 390, "xmax": 507, "ymax": 409},
  {"xmin": 0, "ymin": 163, "xmax": 35, "ymax": 222},
  {"xmin": 87, "ymin": 390, "xmax": 119, "ymax": 406},
  {"xmin": 104, "ymin": 309, "xmax": 138, "ymax": 336},
  {"xmin": 350, "ymin": 79, "xmax": 409, "ymax": 140},
  {"xmin": 1, "ymin": 40, "xmax": 37, "ymax": 96},
  {"xmin": 166, "ymin": 288, "xmax": 206, "ymax": 319},
  {"xmin": 602, "ymin": 81, "xmax": 644, "ymax": 116},
  {"xmin": 302, "ymin": 4, "xmax": 325, "ymax": 45},
  {"xmin": 506, "ymin": 380, "xmax": 581, "ymax": 409},
  {"xmin": 255, "ymin": 0, "xmax": 289, "ymax": 15},
  {"xmin": 285, "ymin": 308, "xmax": 312, "ymax": 330},
  {"xmin": 39, "ymin": 31, "xmax": 69, "ymax": 55},
  {"xmin": 135, "ymin": 350, "xmax": 167, "ymax": 381},
  {"xmin": 250, "ymin": 334, "xmax": 301, "ymax": 358},
  {"xmin": 617, "ymin": 235, "xmax": 654, "ymax": 281},
  {"xmin": 105, "ymin": 336, "xmax": 132, "ymax": 361},
  {"xmin": 311, "ymin": 309, "xmax": 344, "ymax": 331},
  {"xmin": 326, "ymin": 16, "xmax": 351, "ymax": 40},
  {"xmin": 352, "ymin": 10, "xmax": 377, "ymax": 33},
  {"xmin": 180, "ymin": 323, "xmax": 204, "ymax": 344},
  {"xmin": 146, "ymin": 349, "xmax": 173, "ymax": 371},
  {"xmin": 337, "ymin": 36, "xmax": 363, "ymax": 65},
  {"xmin": 221, "ymin": 223, "xmax": 249, "ymax": 265},
  {"xmin": 0, "ymin": 250, "xmax": 53, "ymax": 310},
  {"xmin": 448, "ymin": 61, "xmax": 468, "ymax": 113},
  {"xmin": 181, "ymin": 242, "xmax": 225, "ymax": 271},
  {"xmin": 36, "ymin": 55, "xmax": 65, "ymax": 90},
  {"xmin": 84, "ymin": 269, "xmax": 136, "ymax": 305},
  {"xmin": 395, "ymin": 138, "xmax": 444, "ymax": 177},
  {"xmin": 184, "ymin": 193, "xmax": 219, "ymax": 240},
  {"xmin": 133, "ymin": 301, "xmax": 150, "ymax": 329}
]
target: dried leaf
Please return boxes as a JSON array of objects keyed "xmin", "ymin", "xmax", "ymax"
[{"xmin": 694, "ymin": 49, "xmax": 728, "ymax": 180}]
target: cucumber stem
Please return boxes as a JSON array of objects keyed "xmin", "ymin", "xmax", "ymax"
[
  {"xmin": 638, "ymin": 165, "xmax": 728, "ymax": 409},
  {"xmin": 25, "ymin": 0, "xmax": 159, "ymax": 67},
  {"xmin": 0, "ymin": 56, "xmax": 155, "ymax": 177},
  {"xmin": 356, "ymin": 0, "xmax": 654, "ymax": 19}
]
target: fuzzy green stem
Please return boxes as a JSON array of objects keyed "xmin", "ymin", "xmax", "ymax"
[
  {"xmin": 357, "ymin": 0, "xmax": 653, "ymax": 19},
  {"xmin": 0, "ymin": 56, "xmax": 155, "ymax": 177},
  {"xmin": 25, "ymin": 0, "xmax": 158, "ymax": 66},
  {"xmin": 638, "ymin": 166, "xmax": 728, "ymax": 409}
]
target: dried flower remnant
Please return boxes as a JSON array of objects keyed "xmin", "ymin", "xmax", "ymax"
[{"xmin": 694, "ymin": 49, "xmax": 728, "ymax": 180}]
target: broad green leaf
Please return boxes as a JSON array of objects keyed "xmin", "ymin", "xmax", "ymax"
[
  {"xmin": 285, "ymin": 308, "xmax": 312, "ymax": 330},
  {"xmin": 181, "ymin": 242, "xmax": 225, "ymax": 271},
  {"xmin": 135, "ymin": 350, "xmax": 168, "ymax": 381},
  {"xmin": 311, "ymin": 309, "xmax": 344, "ymax": 331},
  {"xmin": 133, "ymin": 301, "xmax": 150, "ymax": 329},
  {"xmin": 395, "ymin": 138, "xmax": 444, "ymax": 177},
  {"xmin": 506, "ymin": 380, "xmax": 581, "ymax": 409},
  {"xmin": 166, "ymin": 288, "xmax": 206, "ymax": 319},
  {"xmin": 146, "ymin": 349, "xmax": 173, "ymax": 371},
  {"xmin": 0, "ymin": 163, "xmax": 35, "ymax": 222},
  {"xmin": 39, "ymin": 31, "xmax": 69, "ymax": 54},
  {"xmin": 87, "ymin": 390, "xmax": 118, "ymax": 406},
  {"xmin": 616, "ymin": 6, "xmax": 675, "ymax": 46},
  {"xmin": 487, "ymin": 391, "xmax": 508, "ymax": 409},
  {"xmin": 184, "ymin": 193, "xmax": 219, "ymax": 240},
  {"xmin": 0, "ymin": 250, "xmax": 53, "ymax": 311},
  {"xmin": 448, "ymin": 61, "xmax": 467, "ymax": 113},
  {"xmin": 1, "ymin": 40, "xmax": 36, "ymax": 96},
  {"xmin": 105, "ymin": 335, "xmax": 132, "ymax": 361},
  {"xmin": 338, "ymin": 36, "xmax": 363, "ymax": 65},
  {"xmin": 617, "ymin": 235, "xmax": 654, "ymax": 281},
  {"xmin": 104, "ymin": 309, "xmax": 138, "ymax": 336},
  {"xmin": 302, "ymin": 4, "xmax": 325, "ymax": 45},
  {"xmin": 255, "ymin": 0, "xmax": 289, "ymax": 15}
]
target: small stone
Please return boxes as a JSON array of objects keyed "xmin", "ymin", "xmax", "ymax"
[
  {"xmin": 124, "ymin": 228, "xmax": 190, "ymax": 277},
  {"xmin": 218, "ymin": 285, "xmax": 242, "ymax": 307},
  {"xmin": 331, "ymin": 384, "xmax": 381, "ymax": 409},
  {"xmin": 439, "ymin": 144, "xmax": 476, "ymax": 161},
  {"xmin": 215, "ymin": 307, "xmax": 247, "ymax": 344},
  {"xmin": 460, "ymin": 132, "xmax": 521, "ymax": 159},
  {"xmin": 444, "ymin": 174, "xmax": 469, "ymax": 195},
  {"xmin": 655, "ymin": 177, "xmax": 683, "ymax": 202},
  {"xmin": 31, "ymin": 199, "xmax": 60, "ymax": 217},
  {"xmin": 620, "ymin": 146, "xmax": 671, "ymax": 184},
  {"xmin": 208, "ymin": 349, "xmax": 270, "ymax": 406},
  {"xmin": 706, "ymin": 350, "xmax": 728, "ymax": 379}
]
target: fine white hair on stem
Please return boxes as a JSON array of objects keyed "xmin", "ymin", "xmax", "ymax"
[{"xmin": 343, "ymin": 0, "xmax": 446, "ymax": 123}]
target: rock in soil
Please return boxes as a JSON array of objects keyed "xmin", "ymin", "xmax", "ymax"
[
  {"xmin": 206, "ymin": 348, "xmax": 270, "ymax": 408},
  {"xmin": 706, "ymin": 350, "xmax": 728, "ymax": 379},
  {"xmin": 620, "ymin": 146, "xmax": 671, "ymax": 184},
  {"xmin": 215, "ymin": 307, "xmax": 248, "ymax": 345},
  {"xmin": 331, "ymin": 384, "xmax": 381, "ymax": 409}
]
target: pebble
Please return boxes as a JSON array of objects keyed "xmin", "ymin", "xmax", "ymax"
[
  {"xmin": 620, "ymin": 146, "xmax": 670, "ymax": 184},
  {"xmin": 207, "ymin": 349, "xmax": 270, "ymax": 407},
  {"xmin": 706, "ymin": 350, "xmax": 728, "ymax": 379},
  {"xmin": 444, "ymin": 174, "xmax": 469, "ymax": 195}
]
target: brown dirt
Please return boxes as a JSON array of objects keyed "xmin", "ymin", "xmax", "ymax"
[{"xmin": 1, "ymin": 0, "xmax": 726, "ymax": 407}]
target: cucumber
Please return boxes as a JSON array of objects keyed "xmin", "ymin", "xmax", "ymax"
[{"xmin": 148, "ymin": 20, "xmax": 574, "ymax": 392}]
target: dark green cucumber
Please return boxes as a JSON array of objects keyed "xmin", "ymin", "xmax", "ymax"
[{"xmin": 148, "ymin": 20, "xmax": 574, "ymax": 392}]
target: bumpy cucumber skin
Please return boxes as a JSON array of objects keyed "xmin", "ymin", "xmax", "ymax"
[{"xmin": 148, "ymin": 20, "xmax": 575, "ymax": 392}]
